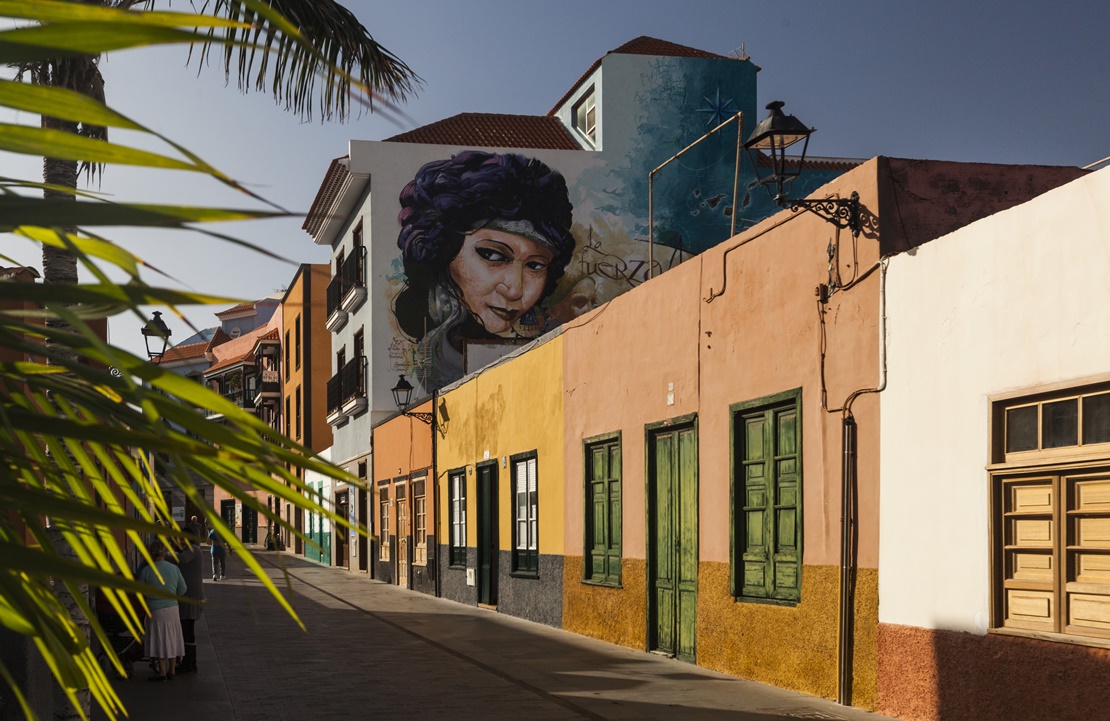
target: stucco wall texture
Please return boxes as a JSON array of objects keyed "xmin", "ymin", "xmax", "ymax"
[
  {"xmin": 562, "ymin": 556, "xmax": 648, "ymax": 650},
  {"xmin": 698, "ymin": 563, "xmax": 878, "ymax": 710},
  {"xmin": 878, "ymin": 624, "xmax": 1110, "ymax": 721}
]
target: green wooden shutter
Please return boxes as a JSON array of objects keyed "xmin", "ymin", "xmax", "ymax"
[
  {"xmin": 606, "ymin": 441, "xmax": 622, "ymax": 584},
  {"xmin": 772, "ymin": 406, "xmax": 800, "ymax": 600},
  {"xmin": 737, "ymin": 393, "xmax": 801, "ymax": 602},
  {"xmin": 741, "ymin": 413, "xmax": 771, "ymax": 597},
  {"xmin": 586, "ymin": 438, "xmax": 622, "ymax": 584}
]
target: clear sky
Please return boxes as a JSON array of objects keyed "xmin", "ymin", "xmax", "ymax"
[{"xmin": 4, "ymin": 0, "xmax": 1108, "ymax": 359}]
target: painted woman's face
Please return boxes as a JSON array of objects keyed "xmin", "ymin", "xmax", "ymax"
[{"xmin": 449, "ymin": 228, "xmax": 555, "ymax": 335}]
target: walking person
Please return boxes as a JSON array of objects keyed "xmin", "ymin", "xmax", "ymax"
[
  {"xmin": 208, "ymin": 526, "xmax": 226, "ymax": 581},
  {"xmin": 172, "ymin": 537, "xmax": 204, "ymax": 673},
  {"xmin": 137, "ymin": 541, "xmax": 187, "ymax": 681}
]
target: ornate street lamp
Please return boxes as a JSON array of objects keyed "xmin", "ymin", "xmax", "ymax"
[
  {"xmin": 141, "ymin": 311, "xmax": 172, "ymax": 361},
  {"xmin": 744, "ymin": 101, "xmax": 861, "ymax": 237},
  {"xmin": 390, "ymin": 374, "xmax": 433, "ymax": 425}
]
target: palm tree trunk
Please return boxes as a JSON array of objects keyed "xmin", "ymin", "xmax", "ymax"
[{"xmin": 40, "ymin": 112, "xmax": 89, "ymax": 721}]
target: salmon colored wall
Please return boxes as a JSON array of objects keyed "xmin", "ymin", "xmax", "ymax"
[
  {"xmin": 436, "ymin": 338, "xmax": 565, "ymax": 551},
  {"xmin": 560, "ymin": 159, "xmax": 886, "ymax": 707},
  {"xmin": 374, "ymin": 399, "xmax": 434, "ymax": 481},
  {"xmin": 561, "ymin": 263, "xmax": 704, "ymax": 560},
  {"xmin": 563, "ymin": 160, "xmax": 883, "ymax": 570},
  {"xmin": 697, "ymin": 161, "xmax": 883, "ymax": 569}
]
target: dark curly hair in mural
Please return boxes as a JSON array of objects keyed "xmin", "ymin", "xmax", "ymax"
[{"xmin": 393, "ymin": 150, "xmax": 575, "ymax": 388}]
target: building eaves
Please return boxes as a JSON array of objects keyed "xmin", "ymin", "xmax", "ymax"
[
  {"xmin": 303, "ymin": 155, "xmax": 350, "ymax": 236},
  {"xmin": 204, "ymin": 350, "xmax": 256, "ymax": 375},
  {"xmin": 548, "ymin": 35, "xmax": 732, "ymax": 116},
  {"xmin": 385, "ymin": 113, "xmax": 581, "ymax": 150},
  {"xmin": 215, "ymin": 302, "xmax": 256, "ymax": 319}
]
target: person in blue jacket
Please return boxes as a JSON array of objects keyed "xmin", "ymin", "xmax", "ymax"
[{"xmin": 208, "ymin": 526, "xmax": 226, "ymax": 580}]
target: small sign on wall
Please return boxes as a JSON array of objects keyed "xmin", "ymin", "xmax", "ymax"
[
  {"xmin": 172, "ymin": 507, "xmax": 185, "ymax": 523},
  {"xmin": 466, "ymin": 568, "xmax": 475, "ymax": 586}
]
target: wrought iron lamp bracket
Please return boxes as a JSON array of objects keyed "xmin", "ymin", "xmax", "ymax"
[
  {"xmin": 404, "ymin": 411, "xmax": 434, "ymax": 426},
  {"xmin": 783, "ymin": 191, "xmax": 861, "ymax": 237}
]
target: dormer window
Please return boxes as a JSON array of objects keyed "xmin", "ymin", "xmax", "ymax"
[{"xmin": 573, "ymin": 88, "xmax": 596, "ymax": 146}]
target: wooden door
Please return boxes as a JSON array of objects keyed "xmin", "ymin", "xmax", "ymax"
[
  {"xmin": 241, "ymin": 505, "xmax": 258, "ymax": 544},
  {"xmin": 397, "ymin": 494, "xmax": 409, "ymax": 588},
  {"xmin": 476, "ymin": 463, "xmax": 498, "ymax": 606},
  {"xmin": 648, "ymin": 422, "xmax": 698, "ymax": 663}
]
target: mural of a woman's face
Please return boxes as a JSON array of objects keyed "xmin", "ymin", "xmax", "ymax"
[{"xmin": 449, "ymin": 228, "xmax": 555, "ymax": 335}]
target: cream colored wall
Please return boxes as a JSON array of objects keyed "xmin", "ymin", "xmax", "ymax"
[
  {"xmin": 879, "ymin": 166, "xmax": 1110, "ymax": 633},
  {"xmin": 436, "ymin": 337, "xmax": 565, "ymax": 551}
]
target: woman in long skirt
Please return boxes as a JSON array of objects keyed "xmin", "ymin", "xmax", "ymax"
[{"xmin": 138, "ymin": 541, "xmax": 187, "ymax": 681}]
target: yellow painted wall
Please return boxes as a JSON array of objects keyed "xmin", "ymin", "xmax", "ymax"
[
  {"xmin": 698, "ymin": 562, "xmax": 878, "ymax": 708},
  {"xmin": 436, "ymin": 337, "xmax": 565, "ymax": 552}
]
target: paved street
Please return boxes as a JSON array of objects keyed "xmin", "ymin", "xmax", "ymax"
[{"xmin": 94, "ymin": 550, "xmax": 897, "ymax": 721}]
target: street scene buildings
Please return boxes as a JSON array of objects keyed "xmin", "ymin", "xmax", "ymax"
[{"xmin": 9, "ymin": 33, "xmax": 1107, "ymax": 721}]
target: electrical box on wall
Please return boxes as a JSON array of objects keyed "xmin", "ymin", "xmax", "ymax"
[{"xmin": 466, "ymin": 568, "xmax": 475, "ymax": 586}]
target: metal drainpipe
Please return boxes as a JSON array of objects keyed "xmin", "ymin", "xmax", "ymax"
[
  {"xmin": 838, "ymin": 414, "xmax": 857, "ymax": 705},
  {"xmin": 431, "ymin": 390, "xmax": 440, "ymax": 599}
]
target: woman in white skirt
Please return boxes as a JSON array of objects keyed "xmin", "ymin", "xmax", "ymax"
[{"xmin": 138, "ymin": 541, "xmax": 187, "ymax": 681}]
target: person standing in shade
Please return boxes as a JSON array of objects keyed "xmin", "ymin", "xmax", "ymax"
[
  {"xmin": 172, "ymin": 538, "xmax": 204, "ymax": 673},
  {"xmin": 208, "ymin": 527, "xmax": 226, "ymax": 581},
  {"xmin": 138, "ymin": 541, "xmax": 186, "ymax": 681}
]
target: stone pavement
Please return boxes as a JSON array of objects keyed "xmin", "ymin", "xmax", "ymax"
[{"xmin": 94, "ymin": 549, "xmax": 898, "ymax": 721}]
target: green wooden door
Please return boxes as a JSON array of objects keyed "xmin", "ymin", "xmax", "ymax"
[
  {"xmin": 477, "ymin": 464, "xmax": 498, "ymax": 606},
  {"xmin": 220, "ymin": 500, "xmax": 235, "ymax": 532},
  {"xmin": 305, "ymin": 481, "xmax": 330, "ymax": 564},
  {"xmin": 648, "ymin": 422, "xmax": 698, "ymax": 663},
  {"xmin": 242, "ymin": 505, "xmax": 258, "ymax": 544}
]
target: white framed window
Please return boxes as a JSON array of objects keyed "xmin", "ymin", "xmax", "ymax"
[
  {"xmin": 413, "ymin": 476, "xmax": 427, "ymax": 566},
  {"xmin": 572, "ymin": 88, "xmax": 596, "ymax": 146},
  {"xmin": 378, "ymin": 487, "xmax": 390, "ymax": 561},
  {"xmin": 511, "ymin": 452, "xmax": 538, "ymax": 575},
  {"xmin": 449, "ymin": 469, "xmax": 466, "ymax": 567}
]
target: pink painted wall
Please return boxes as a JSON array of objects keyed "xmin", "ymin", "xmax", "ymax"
[{"xmin": 563, "ymin": 158, "xmax": 886, "ymax": 568}]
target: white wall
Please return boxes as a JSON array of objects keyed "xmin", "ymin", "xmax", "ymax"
[{"xmin": 879, "ymin": 166, "xmax": 1110, "ymax": 633}]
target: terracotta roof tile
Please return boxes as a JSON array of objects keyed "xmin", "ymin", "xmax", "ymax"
[
  {"xmin": 204, "ymin": 350, "xmax": 256, "ymax": 375},
  {"xmin": 216, "ymin": 302, "xmax": 256, "ymax": 318},
  {"xmin": 385, "ymin": 113, "xmax": 581, "ymax": 150},
  {"xmin": 206, "ymin": 328, "xmax": 232, "ymax": 352},
  {"xmin": 549, "ymin": 36, "xmax": 731, "ymax": 115},
  {"xmin": 158, "ymin": 341, "xmax": 208, "ymax": 364},
  {"xmin": 611, "ymin": 36, "xmax": 728, "ymax": 60}
]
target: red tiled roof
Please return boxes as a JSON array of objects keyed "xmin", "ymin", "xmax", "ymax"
[
  {"xmin": 204, "ymin": 350, "xmax": 256, "ymax": 375},
  {"xmin": 216, "ymin": 302, "xmax": 256, "ymax": 318},
  {"xmin": 549, "ymin": 36, "xmax": 731, "ymax": 116},
  {"xmin": 385, "ymin": 113, "xmax": 581, "ymax": 150},
  {"xmin": 303, "ymin": 155, "xmax": 350, "ymax": 236},
  {"xmin": 158, "ymin": 341, "xmax": 208, "ymax": 364},
  {"xmin": 611, "ymin": 36, "xmax": 728, "ymax": 60},
  {"xmin": 206, "ymin": 328, "xmax": 232, "ymax": 352}
]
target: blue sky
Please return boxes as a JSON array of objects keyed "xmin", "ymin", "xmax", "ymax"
[{"xmin": 4, "ymin": 0, "xmax": 1108, "ymax": 358}]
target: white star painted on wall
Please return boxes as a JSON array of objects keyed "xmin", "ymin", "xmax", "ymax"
[{"xmin": 696, "ymin": 87, "xmax": 736, "ymax": 127}]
